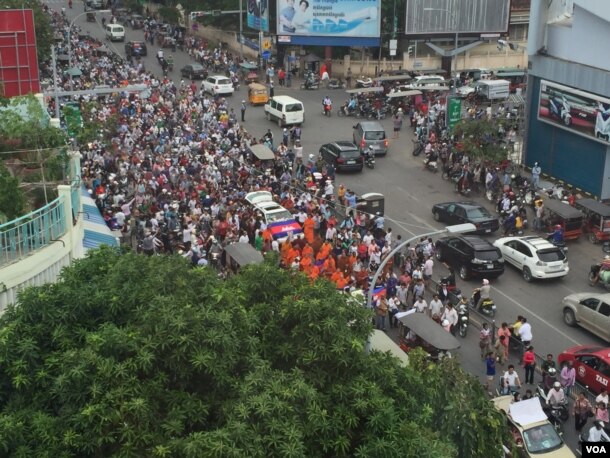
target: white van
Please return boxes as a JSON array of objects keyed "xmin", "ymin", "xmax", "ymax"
[
  {"xmin": 105, "ymin": 24, "xmax": 125, "ymax": 42},
  {"xmin": 475, "ymin": 79, "xmax": 510, "ymax": 100},
  {"xmin": 264, "ymin": 95, "xmax": 304, "ymax": 127}
]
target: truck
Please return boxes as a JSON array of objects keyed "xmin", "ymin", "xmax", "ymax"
[{"xmin": 474, "ymin": 79, "xmax": 510, "ymax": 100}]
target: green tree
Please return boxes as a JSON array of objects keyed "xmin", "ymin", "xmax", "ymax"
[
  {"xmin": 453, "ymin": 119, "xmax": 512, "ymax": 163},
  {"xmin": 0, "ymin": 249, "xmax": 507, "ymax": 456},
  {"xmin": 0, "ymin": 161, "xmax": 26, "ymax": 220},
  {"xmin": 1, "ymin": 0, "xmax": 53, "ymax": 62}
]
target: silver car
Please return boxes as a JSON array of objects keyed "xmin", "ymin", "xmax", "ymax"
[{"xmin": 562, "ymin": 292, "xmax": 610, "ymax": 342}]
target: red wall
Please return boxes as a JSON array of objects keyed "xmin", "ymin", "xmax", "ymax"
[{"xmin": 0, "ymin": 9, "xmax": 41, "ymax": 97}]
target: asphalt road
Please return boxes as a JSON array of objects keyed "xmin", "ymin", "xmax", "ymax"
[{"xmin": 57, "ymin": 3, "xmax": 606, "ymax": 451}]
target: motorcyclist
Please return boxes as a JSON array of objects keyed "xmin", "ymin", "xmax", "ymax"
[
  {"xmin": 423, "ymin": 147, "xmax": 438, "ymax": 168},
  {"xmin": 591, "ymin": 254, "xmax": 610, "ymax": 285},
  {"xmin": 347, "ymin": 96, "xmax": 357, "ymax": 111},
  {"xmin": 364, "ymin": 146, "xmax": 375, "ymax": 164},
  {"xmin": 546, "ymin": 381, "xmax": 566, "ymax": 408},
  {"xmin": 322, "ymin": 96, "xmax": 332, "ymax": 116},
  {"xmin": 157, "ymin": 49, "xmax": 164, "ymax": 62},
  {"xmin": 588, "ymin": 420, "xmax": 610, "ymax": 442},
  {"xmin": 549, "ymin": 224, "xmax": 564, "ymax": 244},
  {"xmin": 474, "ymin": 279, "xmax": 491, "ymax": 309}
]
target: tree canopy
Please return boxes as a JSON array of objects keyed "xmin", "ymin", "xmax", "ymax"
[{"xmin": 0, "ymin": 248, "xmax": 507, "ymax": 457}]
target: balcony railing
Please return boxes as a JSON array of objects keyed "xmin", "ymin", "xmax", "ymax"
[{"xmin": 0, "ymin": 196, "xmax": 67, "ymax": 267}]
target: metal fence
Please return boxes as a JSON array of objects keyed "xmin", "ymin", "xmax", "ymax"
[{"xmin": 0, "ymin": 196, "xmax": 67, "ymax": 267}]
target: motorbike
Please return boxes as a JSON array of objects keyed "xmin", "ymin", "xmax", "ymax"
[
  {"xmin": 543, "ymin": 184, "xmax": 571, "ymax": 204},
  {"xmin": 337, "ymin": 102, "xmax": 357, "ymax": 117},
  {"xmin": 546, "ymin": 234, "xmax": 568, "ymax": 254},
  {"xmin": 367, "ymin": 106, "xmax": 389, "ymax": 120},
  {"xmin": 536, "ymin": 384, "xmax": 570, "ymax": 424},
  {"xmin": 589, "ymin": 263, "xmax": 610, "ymax": 289},
  {"xmin": 322, "ymin": 102, "xmax": 332, "ymax": 117},
  {"xmin": 327, "ymin": 78, "xmax": 346, "ymax": 89},
  {"xmin": 470, "ymin": 290, "xmax": 496, "ymax": 317},
  {"xmin": 364, "ymin": 151, "xmax": 375, "ymax": 169},
  {"xmin": 423, "ymin": 153, "xmax": 438, "ymax": 172},
  {"xmin": 355, "ymin": 76, "xmax": 373, "ymax": 88},
  {"xmin": 457, "ymin": 301, "xmax": 469, "ymax": 337},
  {"xmin": 549, "ymin": 95, "xmax": 572, "ymax": 126},
  {"xmin": 300, "ymin": 78, "xmax": 319, "ymax": 90},
  {"xmin": 412, "ymin": 139, "xmax": 424, "ymax": 156},
  {"xmin": 231, "ymin": 75, "xmax": 240, "ymax": 91}
]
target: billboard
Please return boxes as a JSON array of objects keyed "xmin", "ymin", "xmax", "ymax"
[
  {"xmin": 275, "ymin": 0, "xmax": 381, "ymax": 47},
  {"xmin": 0, "ymin": 9, "xmax": 40, "ymax": 97},
  {"xmin": 247, "ymin": 0, "xmax": 269, "ymax": 32},
  {"xmin": 538, "ymin": 80, "xmax": 610, "ymax": 145},
  {"xmin": 405, "ymin": 0, "xmax": 511, "ymax": 36}
]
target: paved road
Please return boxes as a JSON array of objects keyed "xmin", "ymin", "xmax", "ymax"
[{"xmin": 56, "ymin": 3, "xmax": 606, "ymax": 451}]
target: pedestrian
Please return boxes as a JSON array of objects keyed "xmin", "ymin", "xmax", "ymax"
[
  {"xmin": 479, "ymin": 322, "xmax": 492, "ymax": 359},
  {"xmin": 375, "ymin": 296, "xmax": 388, "ymax": 331},
  {"xmin": 346, "ymin": 67, "xmax": 352, "ymax": 89},
  {"xmin": 522, "ymin": 345, "xmax": 536, "ymax": 385},
  {"xmin": 560, "ymin": 360, "xmax": 576, "ymax": 397},
  {"xmin": 518, "ymin": 317, "xmax": 532, "ymax": 347},
  {"xmin": 414, "ymin": 295, "xmax": 427, "ymax": 314},
  {"xmin": 541, "ymin": 353, "xmax": 557, "ymax": 382},
  {"xmin": 573, "ymin": 392, "xmax": 593, "ymax": 432},
  {"xmin": 441, "ymin": 302, "xmax": 458, "ymax": 336},
  {"xmin": 240, "ymin": 100, "xmax": 246, "ymax": 122},
  {"xmin": 531, "ymin": 162, "xmax": 541, "ymax": 189},
  {"xmin": 501, "ymin": 364, "xmax": 521, "ymax": 395},
  {"xmin": 422, "ymin": 255, "xmax": 433, "ymax": 288},
  {"xmin": 484, "ymin": 351, "xmax": 496, "ymax": 395},
  {"xmin": 429, "ymin": 293, "xmax": 443, "ymax": 320},
  {"xmin": 269, "ymin": 82, "xmax": 274, "ymax": 98},
  {"xmin": 494, "ymin": 335, "xmax": 508, "ymax": 366},
  {"xmin": 282, "ymin": 128, "xmax": 289, "ymax": 146},
  {"xmin": 392, "ymin": 110, "xmax": 403, "ymax": 139}
]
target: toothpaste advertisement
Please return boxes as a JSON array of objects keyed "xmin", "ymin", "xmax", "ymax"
[{"xmin": 277, "ymin": 0, "xmax": 380, "ymax": 37}]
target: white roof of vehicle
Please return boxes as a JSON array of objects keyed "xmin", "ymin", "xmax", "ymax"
[{"xmin": 509, "ymin": 397, "xmax": 548, "ymax": 426}]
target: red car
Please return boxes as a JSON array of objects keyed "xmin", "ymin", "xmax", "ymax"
[{"xmin": 558, "ymin": 345, "xmax": 610, "ymax": 394}]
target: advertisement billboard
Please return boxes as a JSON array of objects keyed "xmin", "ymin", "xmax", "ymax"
[
  {"xmin": 276, "ymin": 0, "xmax": 380, "ymax": 47},
  {"xmin": 247, "ymin": 0, "xmax": 269, "ymax": 32},
  {"xmin": 405, "ymin": 0, "xmax": 511, "ymax": 36},
  {"xmin": 0, "ymin": 9, "xmax": 40, "ymax": 97},
  {"xmin": 538, "ymin": 80, "xmax": 610, "ymax": 145}
]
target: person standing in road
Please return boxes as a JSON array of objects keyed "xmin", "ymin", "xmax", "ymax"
[
  {"xmin": 269, "ymin": 81, "xmax": 274, "ymax": 98},
  {"xmin": 346, "ymin": 67, "xmax": 352, "ymax": 89},
  {"xmin": 495, "ymin": 335, "xmax": 508, "ymax": 366},
  {"xmin": 573, "ymin": 392, "xmax": 593, "ymax": 432},
  {"xmin": 484, "ymin": 351, "xmax": 496, "ymax": 395},
  {"xmin": 392, "ymin": 110, "xmax": 403, "ymax": 139},
  {"xmin": 441, "ymin": 302, "xmax": 458, "ymax": 336},
  {"xmin": 429, "ymin": 293, "xmax": 443, "ymax": 320},
  {"xmin": 240, "ymin": 100, "xmax": 246, "ymax": 122},
  {"xmin": 479, "ymin": 323, "xmax": 492, "ymax": 359},
  {"xmin": 522, "ymin": 346, "xmax": 536, "ymax": 385},
  {"xmin": 560, "ymin": 360, "xmax": 576, "ymax": 397},
  {"xmin": 531, "ymin": 162, "xmax": 541, "ymax": 189},
  {"xmin": 518, "ymin": 317, "xmax": 532, "ymax": 347}
]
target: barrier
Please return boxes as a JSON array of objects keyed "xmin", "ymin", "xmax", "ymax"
[{"xmin": 0, "ymin": 196, "xmax": 67, "ymax": 267}]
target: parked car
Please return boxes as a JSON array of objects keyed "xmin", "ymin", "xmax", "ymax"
[
  {"xmin": 432, "ymin": 202, "xmax": 499, "ymax": 234},
  {"xmin": 435, "ymin": 235, "xmax": 504, "ymax": 280},
  {"xmin": 492, "ymin": 396, "xmax": 575, "ymax": 458},
  {"xmin": 202, "ymin": 75, "xmax": 234, "ymax": 96},
  {"xmin": 493, "ymin": 236, "xmax": 569, "ymax": 282},
  {"xmin": 180, "ymin": 63, "xmax": 207, "ymax": 80},
  {"xmin": 558, "ymin": 345, "xmax": 610, "ymax": 394},
  {"xmin": 319, "ymin": 141, "xmax": 363, "ymax": 172},
  {"xmin": 562, "ymin": 292, "xmax": 610, "ymax": 342},
  {"xmin": 86, "ymin": 0, "xmax": 103, "ymax": 9},
  {"xmin": 124, "ymin": 41, "xmax": 147, "ymax": 57}
]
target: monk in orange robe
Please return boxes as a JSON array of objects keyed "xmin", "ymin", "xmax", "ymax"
[{"xmin": 303, "ymin": 215, "xmax": 315, "ymax": 244}]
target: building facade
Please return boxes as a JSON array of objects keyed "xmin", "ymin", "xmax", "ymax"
[{"xmin": 525, "ymin": 0, "xmax": 610, "ymax": 198}]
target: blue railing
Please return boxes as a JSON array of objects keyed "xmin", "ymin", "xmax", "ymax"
[{"xmin": 0, "ymin": 196, "xmax": 67, "ymax": 267}]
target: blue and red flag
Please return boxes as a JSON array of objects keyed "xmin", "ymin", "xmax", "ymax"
[{"xmin": 268, "ymin": 219, "xmax": 303, "ymax": 240}]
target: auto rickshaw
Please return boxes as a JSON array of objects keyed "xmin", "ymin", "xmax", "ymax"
[
  {"xmin": 248, "ymin": 82, "xmax": 268, "ymax": 105},
  {"xmin": 240, "ymin": 62, "xmax": 258, "ymax": 83},
  {"xmin": 86, "ymin": 11, "xmax": 96, "ymax": 22},
  {"xmin": 543, "ymin": 199, "xmax": 584, "ymax": 240},
  {"xmin": 574, "ymin": 198, "xmax": 610, "ymax": 243},
  {"xmin": 397, "ymin": 311, "xmax": 461, "ymax": 361},
  {"xmin": 221, "ymin": 242, "xmax": 264, "ymax": 275}
]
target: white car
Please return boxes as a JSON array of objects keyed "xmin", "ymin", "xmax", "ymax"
[
  {"xmin": 493, "ymin": 236, "xmax": 569, "ymax": 282},
  {"xmin": 456, "ymin": 82, "xmax": 477, "ymax": 98},
  {"xmin": 202, "ymin": 75, "xmax": 234, "ymax": 96}
]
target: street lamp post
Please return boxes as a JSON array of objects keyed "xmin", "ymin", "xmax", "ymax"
[{"xmin": 366, "ymin": 223, "xmax": 476, "ymax": 309}]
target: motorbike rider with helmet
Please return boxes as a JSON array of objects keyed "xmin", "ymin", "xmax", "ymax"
[
  {"xmin": 474, "ymin": 278, "xmax": 492, "ymax": 309},
  {"xmin": 549, "ymin": 224, "xmax": 564, "ymax": 244},
  {"xmin": 542, "ymin": 367, "xmax": 559, "ymax": 392},
  {"xmin": 364, "ymin": 145, "xmax": 375, "ymax": 166},
  {"xmin": 322, "ymin": 96, "xmax": 332, "ymax": 116},
  {"xmin": 547, "ymin": 381, "xmax": 567, "ymax": 408},
  {"xmin": 588, "ymin": 420, "xmax": 610, "ymax": 442}
]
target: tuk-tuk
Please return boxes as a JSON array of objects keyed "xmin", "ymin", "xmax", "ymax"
[
  {"xmin": 543, "ymin": 199, "xmax": 584, "ymax": 240},
  {"xmin": 356, "ymin": 193, "xmax": 384, "ymax": 216},
  {"xmin": 248, "ymin": 143, "xmax": 275, "ymax": 169},
  {"xmin": 397, "ymin": 311, "xmax": 461, "ymax": 361},
  {"xmin": 248, "ymin": 83, "xmax": 268, "ymax": 105},
  {"xmin": 221, "ymin": 242, "xmax": 264, "ymax": 274},
  {"xmin": 574, "ymin": 198, "xmax": 610, "ymax": 243},
  {"xmin": 240, "ymin": 63, "xmax": 259, "ymax": 83},
  {"xmin": 86, "ymin": 11, "xmax": 96, "ymax": 22},
  {"xmin": 345, "ymin": 87, "xmax": 384, "ymax": 95}
]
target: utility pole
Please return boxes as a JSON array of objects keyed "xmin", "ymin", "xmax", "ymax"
[
  {"xmin": 239, "ymin": 0, "xmax": 244, "ymax": 60},
  {"xmin": 51, "ymin": 46, "xmax": 61, "ymax": 120}
]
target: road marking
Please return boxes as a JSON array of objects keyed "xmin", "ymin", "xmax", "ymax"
[{"xmin": 491, "ymin": 286, "xmax": 583, "ymax": 346}]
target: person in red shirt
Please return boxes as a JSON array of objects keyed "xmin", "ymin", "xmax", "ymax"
[{"xmin": 522, "ymin": 346, "xmax": 536, "ymax": 385}]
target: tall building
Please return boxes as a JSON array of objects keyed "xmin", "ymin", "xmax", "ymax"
[{"xmin": 525, "ymin": 0, "xmax": 610, "ymax": 198}]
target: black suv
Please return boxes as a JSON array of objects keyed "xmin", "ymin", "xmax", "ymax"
[
  {"xmin": 319, "ymin": 141, "xmax": 363, "ymax": 172},
  {"xmin": 435, "ymin": 235, "xmax": 504, "ymax": 280},
  {"xmin": 124, "ymin": 41, "xmax": 147, "ymax": 58}
]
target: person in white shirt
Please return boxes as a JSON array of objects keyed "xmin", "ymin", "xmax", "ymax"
[
  {"xmin": 588, "ymin": 421, "xmax": 610, "ymax": 442},
  {"xmin": 518, "ymin": 317, "xmax": 533, "ymax": 345},
  {"xmin": 441, "ymin": 302, "xmax": 458, "ymax": 335},
  {"xmin": 423, "ymin": 256, "xmax": 434, "ymax": 287},
  {"xmin": 429, "ymin": 293, "xmax": 443, "ymax": 319},
  {"xmin": 414, "ymin": 296, "xmax": 428, "ymax": 313},
  {"xmin": 238, "ymin": 231, "xmax": 250, "ymax": 244},
  {"xmin": 595, "ymin": 388, "xmax": 608, "ymax": 407},
  {"xmin": 502, "ymin": 365, "xmax": 522, "ymax": 394},
  {"xmin": 546, "ymin": 382, "xmax": 566, "ymax": 407}
]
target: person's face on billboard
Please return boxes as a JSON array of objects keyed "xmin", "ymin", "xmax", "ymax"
[
  {"xmin": 286, "ymin": 0, "xmax": 294, "ymax": 7},
  {"xmin": 299, "ymin": 0, "xmax": 308, "ymax": 11}
]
